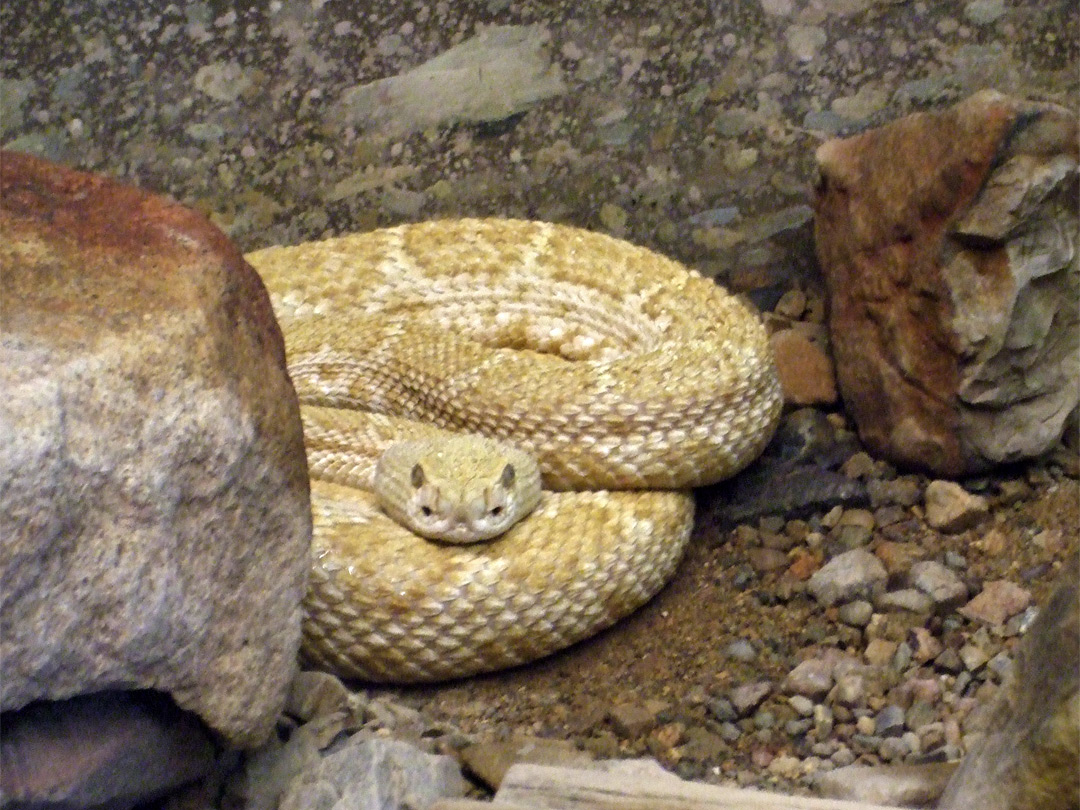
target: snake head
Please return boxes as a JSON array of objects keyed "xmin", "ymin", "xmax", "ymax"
[{"xmin": 374, "ymin": 436, "xmax": 542, "ymax": 543}]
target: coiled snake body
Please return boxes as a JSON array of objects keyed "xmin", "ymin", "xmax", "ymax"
[{"xmin": 246, "ymin": 219, "xmax": 781, "ymax": 682}]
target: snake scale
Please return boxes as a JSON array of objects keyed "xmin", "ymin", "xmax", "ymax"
[{"xmin": 245, "ymin": 218, "xmax": 782, "ymax": 683}]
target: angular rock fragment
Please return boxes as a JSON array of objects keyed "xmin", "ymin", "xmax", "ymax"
[{"xmin": 814, "ymin": 91, "xmax": 1079, "ymax": 475}]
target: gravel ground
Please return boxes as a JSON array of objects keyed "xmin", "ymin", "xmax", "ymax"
[{"xmin": 3, "ymin": 0, "xmax": 1077, "ymax": 799}]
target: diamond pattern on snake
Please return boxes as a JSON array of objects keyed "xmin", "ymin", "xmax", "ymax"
[{"xmin": 246, "ymin": 218, "xmax": 782, "ymax": 682}]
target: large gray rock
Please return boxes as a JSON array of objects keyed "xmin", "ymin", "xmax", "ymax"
[
  {"xmin": 0, "ymin": 150, "xmax": 311, "ymax": 748},
  {"xmin": 814, "ymin": 91, "xmax": 1078, "ymax": 476}
]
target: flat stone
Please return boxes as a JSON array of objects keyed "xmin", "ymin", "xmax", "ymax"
[
  {"xmin": 607, "ymin": 700, "xmax": 668, "ymax": 738},
  {"xmin": 331, "ymin": 25, "xmax": 565, "ymax": 137},
  {"xmin": 461, "ymin": 735, "xmax": 591, "ymax": 791},
  {"xmin": 959, "ymin": 643, "xmax": 990, "ymax": 672},
  {"xmin": 875, "ymin": 704, "xmax": 907, "ymax": 737},
  {"xmin": 958, "ymin": 580, "xmax": 1033, "ymax": 626},
  {"xmin": 816, "ymin": 762, "xmax": 958, "ymax": 806}
]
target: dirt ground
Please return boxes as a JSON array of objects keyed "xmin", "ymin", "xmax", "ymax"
[
  {"xmin": 371, "ymin": 463, "xmax": 1077, "ymax": 788},
  {"xmin": 3, "ymin": 0, "xmax": 1077, "ymax": 798}
]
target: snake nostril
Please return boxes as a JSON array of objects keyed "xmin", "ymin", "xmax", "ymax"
[{"xmin": 490, "ymin": 506, "xmax": 502, "ymax": 516}]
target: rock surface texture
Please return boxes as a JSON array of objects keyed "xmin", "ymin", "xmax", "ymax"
[
  {"xmin": 938, "ymin": 558, "xmax": 1079, "ymax": 810},
  {"xmin": 0, "ymin": 691, "xmax": 217, "ymax": 808},
  {"xmin": 814, "ymin": 91, "xmax": 1079, "ymax": 476},
  {"xmin": 0, "ymin": 150, "xmax": 311, "ymax": 748}
]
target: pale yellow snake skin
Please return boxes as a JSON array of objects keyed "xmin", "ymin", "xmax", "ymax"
[{"xmin": 245, "ymin": 218, "xmax": 782, "ymax": 682}]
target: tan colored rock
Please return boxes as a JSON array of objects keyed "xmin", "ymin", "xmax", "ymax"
[
  {"xmin": 770, "ymin": 327, "xmax": 838, "ymax": 405},
  {"xmin": 923, "ymin": 480, "xmax": 989, "ymax": 533},
  {"xmin": 814, "ymin": 91, "xmax": 1079, "ymax": 475},
  {"xmin": 0, "ymin": 151, "xmax": 311, "ymax": 747},
  {"xmin": 958, "ymin": 580, "xmax": 1033, "ymax": 627}
]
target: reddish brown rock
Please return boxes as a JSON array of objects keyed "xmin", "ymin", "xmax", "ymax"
[
  {"xmin": 770, "ymin": 327, "xmax": 839, "ymax": 406},
  {"xmin": 0, "ymin": 151, "xmax": 311, "ymax": 747},
  {"xmin": 814, "ymin": 91, "xmax": 1079, "ymax": 475}
]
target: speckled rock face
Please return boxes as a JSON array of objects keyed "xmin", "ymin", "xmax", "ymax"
[
  {"xmin": 0, "ymin": 150, "xmax": 311, "ymax": 748},
  {"xmin": 814, "ymin": 91, "xmax": 1079, "ymax": 476}
]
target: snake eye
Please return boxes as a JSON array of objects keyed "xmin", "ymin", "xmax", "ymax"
[
  {"xmin": 411, "ymin": 463, "xmax": 425, "ymax": 488},
  {"xmin": 500, "ymin": 464, "xmax": 515, "ymax": 488},
  {"xmin": 420, "ymin": 506, "xmax": 433, "ymax": 517}
]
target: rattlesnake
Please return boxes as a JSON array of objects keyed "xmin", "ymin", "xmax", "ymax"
[{"xmin": 245, "ymin": 218, "xmax": 782, "ymax": 682}]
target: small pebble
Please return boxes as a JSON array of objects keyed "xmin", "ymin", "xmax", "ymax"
[
  {"xmin": 985, "ymin": 651, "xmax": 1014, "ymax": 682},
  {"xmin": 908, "ymin": 627, "xmax": 944, "ymax": 662},
  {"xmin": 878, "ymin": 735, "xmax": 911, "ymax": 761},
  {"xmin": 838, "ymin": 600, "xmax": 874, "ymax": 627},
  {"xmin": 909, "ymin": 560, "xmax": 968, "ymax": 608},
  {"xmin": 863, "ymin": 639, "xmax": 897, "ymax": 668},
  {"xmin": 706, "ymin": 697, "xmax": 737, "ymax": 723},
  {"xmin": 874, "ymin": 704, "xmax": 906, "ymax": 737},
  {"xmin": 729, "ymin": 681, "xmax": 772, "ymax": 716},
  {"xmin": 723, "ymin": 638, "xmax": 759, "ymax": 662},
  {"xmin": 891, "ymin": 642, "xmax": 913, "ymax": 673},
  {"xmin": 832, "ymin": 674, "xmax": 868, "ymax": 708},
  {"xmin": 875, "ymin": 589, "xmax": 934, "ymax": 614},
  {"xmin": 807, "ymin": 549, "xmax": 887, "ymax": 606},
  {"xmin": 773, "ymin": 288, "xmax": 807, "ymax": 319},
  {"xmin": 841, "ymin": 452, "xmax": 877, "ymax": 479},
  {"xmin": 788, "ymin": 695, "xmax": 815, "ymax": 717},
  {"xmin": 959, "ymin": 643, "xmax": 989, "ymax": 672},
  {"xmin": 905, "ymin": 700, "xmax": 938, "ymax": 732},
  {"xmin": 831, "ymin": 745, "xmax": 856, "ymax": 767},
  {"xmin": 958, "ymin": 580, "xmax": 1033, "ymax": 626},
  {"xmin": 924, "ymin": 480, "xmax": 989, "ymax": 533},
  {"xmin": 719, "ymin": 722, "xmax": 742, "ymax": 743},
  {"xmin": 784, "ymin": 658, "xmax": 834, "ymax": 698},
  {"xmin": 935, "ymin": 648, "xmax": 964, "ymax": 674}
]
